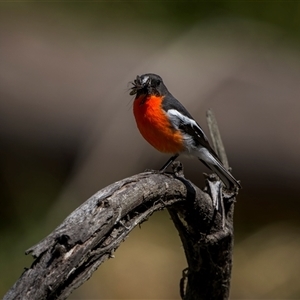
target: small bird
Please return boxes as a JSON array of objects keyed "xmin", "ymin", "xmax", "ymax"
[{"xmin": 130, "ymin": 73, "xmax": 240, "ymax": 189}]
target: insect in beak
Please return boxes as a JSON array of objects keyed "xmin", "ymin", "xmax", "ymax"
[{"xmin": 129, "ymin": 75, "xmax": 150, "ymax": 95}]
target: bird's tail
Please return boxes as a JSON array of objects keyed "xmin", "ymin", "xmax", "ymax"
[{"xmin": 197, "ymin": 148, "xmax": 241, "ymax": 189}]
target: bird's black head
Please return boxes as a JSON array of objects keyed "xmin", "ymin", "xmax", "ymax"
[{"xmin": 130, "ymin": 73, "xmax": 168, "ymax": 97}]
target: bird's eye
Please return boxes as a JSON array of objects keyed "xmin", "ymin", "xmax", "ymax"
[{"xmin": 156, "ymin": 79, "xmax": 161, "ymax": 86}]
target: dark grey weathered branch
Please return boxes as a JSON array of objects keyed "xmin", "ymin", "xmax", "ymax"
[
  {"xmin": 4, "ymin": 171, "xmax": 215, "ymax": 300},
  {"xmin": 4, "ymin": 110, "xmax": 239, "ymax": 300}
]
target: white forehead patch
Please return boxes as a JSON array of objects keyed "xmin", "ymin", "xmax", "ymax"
[{"xmin": 141, "ymin": 76, "xmax": 149, "ymax": 84}]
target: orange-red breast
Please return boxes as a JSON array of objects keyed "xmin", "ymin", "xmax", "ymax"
[{"xmin": 130, "ymin": 73, "xmax": 240, "ymax": 189}]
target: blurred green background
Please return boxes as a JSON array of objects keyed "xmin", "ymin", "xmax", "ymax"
[{"xmin": 1, "ymin": 2, "xmax": 300, "ymax": 299}]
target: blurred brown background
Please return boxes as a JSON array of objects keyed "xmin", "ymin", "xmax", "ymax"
[{"xmin": 1, "ymin": 2, "xmax": 300, "ymax": 299}]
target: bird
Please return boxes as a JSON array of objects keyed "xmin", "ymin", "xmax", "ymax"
[{"xmin": 130, "ymin": 73, "xmax": 241, "ymax": 189}]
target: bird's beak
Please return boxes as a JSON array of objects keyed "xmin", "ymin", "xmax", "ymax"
[{"xmin": 129, "ymin": 75, "xmax": 150, "ymax": 96}]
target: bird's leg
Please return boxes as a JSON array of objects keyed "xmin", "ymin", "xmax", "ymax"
[{"xmin": 160, "ymin": 154, "xmax": 179, "ymax": 172}]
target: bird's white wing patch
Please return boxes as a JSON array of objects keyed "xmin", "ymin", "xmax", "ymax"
[
  {"xmin": 167, "ymin": 109, "xmax": 198, "ymax": 129},
  {"xmin": 166, "ymin": 109, "xmax": 209, "ymax": 151},
  {"xmin": 166, "ymin": 109, "xmax": 199, "ymax": 150}
]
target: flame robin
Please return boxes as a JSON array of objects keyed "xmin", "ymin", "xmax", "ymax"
[{"xmin": 130, "ymin": 73, "xmax": 240, "ymax": 189}]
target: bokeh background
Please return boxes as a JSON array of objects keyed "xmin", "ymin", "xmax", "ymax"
[{"xmin": 1, "ymin": 2, "xmax": 300, "ymax": 299}]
